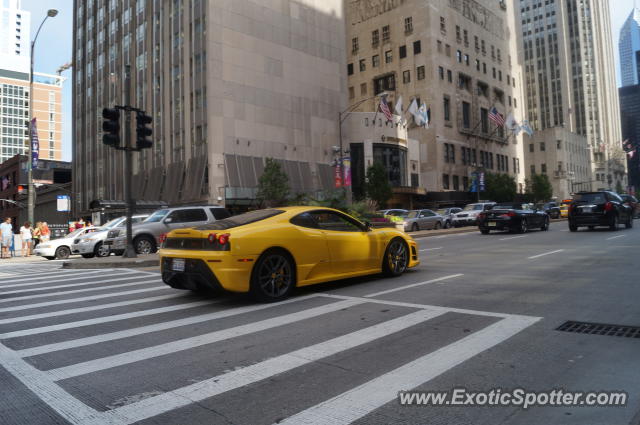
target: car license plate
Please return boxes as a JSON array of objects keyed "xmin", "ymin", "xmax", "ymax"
[
  {"xmin": 581, "ymin": 207, "xmax": 592, "ymax": 213},
  {"xmin": 488, "ymin": 222, "xmax": 497, "ymax": 227},
  {"xmin": 172, "ymin": 258, "xmax": 185, "ymax": 272}
]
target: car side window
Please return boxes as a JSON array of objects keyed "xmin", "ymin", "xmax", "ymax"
[
  {"xmin": 210, "ymin": 208, "xmax": 231, "ymax": 220},
  {"xmin": 290, "ymin": 213, "xmax": 319, "ymax": 229},
  {"xmin": 608, "ymin": 193, "xmax": 623, "ymax": 203},
  {"xmin": 171, "ymin": 209, "xmax": 208, "ymax": 223},
  {"xmin": 309, "ymin": 211, "xmax": 363, "ymax": 232}
]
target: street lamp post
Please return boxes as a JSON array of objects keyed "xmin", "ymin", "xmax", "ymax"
[{"xmin": 26, "ymin": 9, "xmax": 58, "ymax": 225}]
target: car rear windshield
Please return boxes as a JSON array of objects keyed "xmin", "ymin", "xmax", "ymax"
[
  {"xmin": 195, "ymin": 209, "xmax": 284, "ymax": 230},
  {"xmin": 463, "ymin": 204, "xmax": 483, "ymax": 211},
  {"xmin": 573, "ymin": 193, "xmax": 607, "ymax": 204}
]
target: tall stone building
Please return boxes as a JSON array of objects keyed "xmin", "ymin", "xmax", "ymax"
[
  {"xmin": 73, "ymin": 0, "xmax": 346, "ymax": 213},
  {"xmin": 517, "ymin": 0, "xmax": 626, "ymax": 196},
  {"xmin": 345, "ymin": 0, "xmax": 527, "ymax": 206}
]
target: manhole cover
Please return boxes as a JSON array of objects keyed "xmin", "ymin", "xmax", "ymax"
[{"xmin": 557, "ymin": 321, "xmax": 640, "ymax": 338}]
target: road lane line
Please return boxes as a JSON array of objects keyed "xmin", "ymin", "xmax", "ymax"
[
  {"xmin": 0, "ymin": 272, "xmax": 141, "ymax": 294},
  {"xmin": 0, "ymin": 293, "xmax": 192, "ymax": 325},
  {"xmin": 0, "ymin": 279, "xmax": 159, "ymax": 304},
  {"xmin": 0, "ymin": 284, "xmax": 164, "ymax": 314},
  {"xmin": 606, "ymin": 235, "xmax": 627, "ymax": 241},
  {"xmin": 18, "ymin": 294, "xmax": 321, "ymax": 357},
  {"xmin": 419, "ymin": 247, "xmax": 442, "ymax": 252},
  {"xmin": 102, "ymin": 309, "xmax": 445, "ymax": 424},
  {"xmin": 528, "ymin": 249, "xmax": 564, "ymax": 260},
  {"xmin": 275, "ymin": 315, "xmax": 540, "ymax": 425},
  {"xmin": 45, "ymin": 299, "xmax": 364, "ymax": 380},
  {"xmin": 499, "ymin": 235, "xmax": 527, "ymax": 241},
  {"xmin": 0, "ymin": 299, "xmax": 224, "ymax": 338},
  {"xmin": 365, "ymin": 274, "xmax": 464, "ymax": 297}
]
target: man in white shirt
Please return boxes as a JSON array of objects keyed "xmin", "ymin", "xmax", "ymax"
[{"xmin": 0, "ymin": 217, "xmax": 13, "ymax": 259}]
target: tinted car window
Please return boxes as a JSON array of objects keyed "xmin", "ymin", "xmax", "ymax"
[
  {"xmin": 210, "ymin": 208, "xmax": 231, "ymax": 220},
  {"xmin": 196, "ymin": 209, "xmax": 284, "ymax": 230},
  {"xmin": 170, "ymin": 209, "xmax": 207, "ymax": 223},
  {"xmin": 290, "ymin": 212, "xmax": 318, "ymax": 229},
  {"xmin": 309, "ymin": 211, "xmax": 363, "ymax": 232},
  {"xmin": 574, "ymin": 193, "xmax": 607, "ymax": 204}
]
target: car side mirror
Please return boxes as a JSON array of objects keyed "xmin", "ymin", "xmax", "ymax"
[
  {"xmin": 363, "ymin": 220, "xmax": 372, "ymax": 231},
  {"xmin": 164, "ymin": 217, "xmax": 173, "ymax": 224}
]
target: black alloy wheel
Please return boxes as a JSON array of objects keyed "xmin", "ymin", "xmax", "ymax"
[
  {"xmin": 251, "ymin": 250, "xmax": 295, "ymax": 302},
  {"xmin": 541, "ymin": 216, "xmax": 549, "ymax": 231},
  {"xmin": 609, "ymin": 215, "xmax": 619, "ymax": 231},
  {"xmin": 383, "ymin": 238, "xmax": 408, "ymax": 277},
  {"xmin": 519, "ymin": 219, "xmax": 528, "ymax": 234},
  {"xmin": 55, "ymin": 246, "xmax": 71, "ymax": 260}
]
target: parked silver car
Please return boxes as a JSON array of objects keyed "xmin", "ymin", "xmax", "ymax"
[
  {"xmin": 402, "ymin": 209, "xmax": 445, "ymax": 232},
  {"xmin": 105, "ymin": 205, "xmax": 231, "ymax": 254},
  {"xmin": 435, "ymin": 207, "xmax": 463, "ymax": 229},
  {"xmin": 378, "ymin": 209, "xmax": 409, "ymax": 217},
  {"xmin": 71, "ymin": 215, "xmax": 149, "ymax": 258}
]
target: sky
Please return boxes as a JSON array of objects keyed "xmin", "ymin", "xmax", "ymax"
[{"xmin": 18, "ymin": 0, "xmax": 638, "ymax": 163}]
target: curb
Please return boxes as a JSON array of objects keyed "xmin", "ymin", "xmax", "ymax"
[{"xmin": 62, "ymin": 258, "xmax": 160, "ymax": 269}]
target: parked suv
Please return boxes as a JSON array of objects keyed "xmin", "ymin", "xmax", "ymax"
[
  {"xmin": 435, "ymin": 207, "xmax": 463, "ymax": 229},
  {"xmin": 71, "ymin": 215, "xmax": 148, "ymax": 258},
  {"xmin": 106, "ymin": 206, "xmax": 231, "ymax": 254},
  {"xmin": 568, "ymin": 191, "xmax": 633, "ymax": 231},
  {"xmin": 452, "ymin": 202, "xmax": 496, "ymax": 227}
]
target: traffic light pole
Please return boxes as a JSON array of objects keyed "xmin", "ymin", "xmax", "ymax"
[{"xmin": 122, "ymin": 65, "xmax": 136, "ymax": 258}]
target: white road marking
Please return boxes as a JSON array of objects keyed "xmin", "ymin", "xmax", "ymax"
[
  {"xmin": 0, "ymin": 272, "xmax": 141, "ymax": 294},
  {"xmin": 0, "ymin": 299, "xmax": 223, "ymax": 339},
  {"xmin": 499, "ymin": 235, "xmax": 527, "ymax": 241},
  {"xmin": 276, "ymin": 315, "xmax": 540, "ymax": 425},
  {"xmin": 0, "ymin": 293, "xmax": 192, "ymax": 325},
  {"xmin": 46, "ymin": 299, "xmax": 364, "ymax": 380},
  {"xmin": 0, "ymin": 285, "xmax": 165, "ymax": 314},
  {"xmin": 528, "ymin": 249, "xmax": 564, "ymax": 260},
  {"xmin": 419, "ymin": 247, "xmax": 443, "ymax": 252},
  {"xmin": 606, "ymin": 235, "xmax": 627, "ymax": 241},
  {"xmin": 102, "ymin": 309, "xmax": 446, "ymax": 424},
  {"xmin": 18, "ymin": 295, "xmax": 322, "ymax": 357},
  {"xmin": 0, "ymin": 269, "xmax": 98, "ymax": 285},
  {"xmin": 365, "ymin": 274, "xmax": 464, "ymax": 297}
]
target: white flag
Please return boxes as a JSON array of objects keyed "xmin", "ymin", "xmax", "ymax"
[
  {"xmin": 408, "ymin": 99, "xmax": 422, "ymax": 125},
  {"xmin": 505, "ymin": 113, "xmax": 518, "ymax": 131},
  {"xmin": 394, "ymin": 96, "xmax": 403, "ymax": 116},
  {"xmin": 418, "ymin": 103, "xmax": 429, "ymax": 128}
]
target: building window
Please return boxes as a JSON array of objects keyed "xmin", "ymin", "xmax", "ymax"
[
  {"xmin": 440, "ymin": 16, "xmax": 446, "ymax": 33},
  {"xmin": 349, "ymin": 86, "xmax": 355, "ymax": 99},
  {"xmin": 557, "ymin": 140, "xmax": 562, "ymax": 150},
  {"xmin": 413, "ymin": 40, "xmax": 421, "ymax": 55},
  {"xmin": 359, "ymin": 59, "xmax": 366, "ymax": 72},
  {"xmin": 540, "ymin": 142, "xmax": 546, "ymax": 151},
  {"xmin": 372, "ymin": 30, "xmax": 379, "ymax": 46},
  {"xmin": 456, "ymin": 25, "xmax": 461, "ymax": 42},
  {"xmin": 456, "ymin": 50, "xmax": 462, "ymax": 62},
  {"xmin": 352, "ymin": 37, "xmax": 359, "ymax": 54},
  {"xmin": 439, "ymin": 66, "xmax": 445, "ymax": 80},
  {"xmin": 462, "ymin": 101, "xmax": 471, "ymax": 128},
  {"xmin": 483, "ymin": 62, "xmax": 487, "ymax": 74},
  {"xmin": 360, "ymin": 82, "xmax": 367, "ymax": 95},
  {"xmin": 372, "ymin": 55, "xmax": 380, "ymax": 67},
  {"xmin": 464, "ymin": 54, "xmax": 469, "ymax": 66},
  {"xmin": 373, "ymin": 74, "xmax": 395, "ymax": 93},
  {"xmin": 443, "ymin": 174, "xmax": 450, "ymax": 189},
  {"xmin": 453, "ymin": 175, "xmax": 460, "ymax": 190},
  {"xmin": 492, "ymin": 67, "xmax": 496, "ymax": 79},
  {"xmin": 437, "ymin": 40, "xmax": 443, "ymax": 53},
  {"xmin": 463, "ymin": 176, "xmax": 469, "ymax": 190},
  {"xmin": 541, "ymin": 163, "xmax": 547, "ymax": 174},
  {"xmin": 447, "ymin": 69, "xmax": 452, "ymax": 82},
  {"xmin": 481, "ymin": 40, "xmax": 486, "ymax": 55},
  {"xmin": 417, "ymin": 66, "xmax": 425, "ymax": 80},
  {"xmin": 444, "ymin": 96, "xmax": 451, "ymax": 121},
  {"xmin": 476, "ymin": 59, "xmax": 480, "ymax": 71},
  {"xmin": 347, "ymin": 63, "xmax": 354, "ymax": 75},
  {"xmin": 445, "ymin": 44, "xmax": 451, "ymax": 56},
  {"xmin": 385, "ymin": 50, "xmax": 393, "ymax": 63},
  {"xmin": 404, "ymin": 17, "xmax": 413, "ymax": 33},
  {"xmin": 399, "ymin": 45, "xmax": 407, "ymax": 58},
  {"xmin": 403, "ymin": 70, "xmax": 411, "ymax": 84},
  {"xmin": 382, "ymin": 25, "xmax": 390, "ymax": 42},
  {"xmin": 480, "ymin": 108, "xmax": 488, "ymax": 133},
  {"xmin": 531, "ymin": 165, "xmax": 536, "ymax": 175},
  {"xmin": 474, "ymin": 36, "xmax": 479, "ymax": 51}
]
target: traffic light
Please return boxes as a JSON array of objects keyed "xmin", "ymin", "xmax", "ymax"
[
  {"xmin": 135, "ymin": 112, "xmax": 153, "ymax": 150},
  {"xmin": 102, "ymin": 108, "xmax": 120, "ymax": 147}
]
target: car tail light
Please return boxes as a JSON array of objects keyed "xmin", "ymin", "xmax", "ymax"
[
  {"xmin": 478, "ymin": 213, "xmax": 485, "ymax": 220},
  {"xmin": 217, "ymin": 233, "xmax": 230, "ymax": 245},
  {"xmin": 207, "ymin": 233, "xmax": 217, "ymax": 244},
  {"xmin": 605, "ymin": 202, "xmax": 614, "ymax": 212},
  {"xmin": 501, "ymin": 211, "xmax": 516, "ymax": 217},
  {"xmin": 158, "ymin": 233, "xmax": 168, "ymax": 247}
]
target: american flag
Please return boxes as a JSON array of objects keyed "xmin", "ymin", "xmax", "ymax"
[
  {"xmin": 488, "ymin": 107, "xmax": 505, "ymax": 127},
  {"xmin": 379, "ymin": 98, "xmax": 393, "ymax": 121}
]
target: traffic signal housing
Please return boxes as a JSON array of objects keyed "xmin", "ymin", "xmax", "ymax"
[
  {"xmin": 102, "ymin": 108, "xmax": 120, "ymax": 147},
  {"xmin": 135, "ymin": 112, "xmax": 153, "ymax": 150}
]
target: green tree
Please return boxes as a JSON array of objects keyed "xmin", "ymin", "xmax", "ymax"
[
  {"xmin": 615, "ymin": 180, "xmax": 624, "ymax": 194},
  {"xmin": 526, "ymin": 173, "xmax": 553, "ymax": 202},
  {"xmin": 482, "ymin": 172, "xmax": 517, "ymax": 203},
  {"xmin": 365, "ymin": 162, "xmax": 392, "ymax": 209},
  {"xmin": 256, "ymin": 158, "xmax": 290, "ymax": 207}
]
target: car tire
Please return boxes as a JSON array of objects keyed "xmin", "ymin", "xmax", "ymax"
[
  {"xmin": 480, "ymin": 228, "xmax": 490, "ymax": 235},
  {"xmin": 54, "ymin": 246, "xmax": 71, "ymax": 260},
  {"xmin": 382, "ymin": 238, "xmax": 409, "ymax": 277},
  {"xmin": 609, "ymin": 215, "xmax": 619, "ymax": 231},
  {"xmin": 434, "ymin": 222, "xmax": 441, "ymax": 230},
  {"xmin": 626, "ymin": 215, "xmax": 633, "ymax": 229},
  {"xmin": 95, "ymin": 242, "xmax": 110, "ymax": 258},
  {"xmin": 519, "ymin": 219, "xmax": 528, "ymax": 234},
  {"xmin": 81, "ymin": 253, "xmax": 95, "ymax": 259},
  {"xmin": 541, "ymin": 217, "xmax": 549, "ymax": 231},
  {"xmin": 444, "ymin": 220, "xmax": 451, "ymax": 229},
  {"xmin": 250, "ymin": 249, "xmax": 296, "ymax": 302},
  {"xmin": 411, "ymin": 223, "xmax": 419, "ymax": 232},
  {"xmin": 569, "ymin": 223, "xmax": 578, "ymax": 232},
  {"xmin": 134, "ymin": 235, "xmax": 157, "ymax": 254}
]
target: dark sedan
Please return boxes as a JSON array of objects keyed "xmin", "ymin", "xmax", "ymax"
[
  {"xmin": 478, "ymin": 203, "xmax": 550, "ymax": 234},
  {"xmin": 537, "ymin": 201, "xmax": 561, "ymax": 219},
  {"xmin": 619, "ymin": 194, "xmax": 640, "ymax": 218},
  {"xmin": 568, "ymin": 191, "xmax": 633, "ymax": 231}
]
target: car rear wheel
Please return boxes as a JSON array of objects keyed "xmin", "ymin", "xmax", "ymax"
[
  {"xmin": 55, "ymin": 246, "xmax": 71, "ymax": 260},
  {"xmin": 518, "ymin": 219, "xmax": 528, "ymax": 234},
  {"xmin": 444, "ymin": 220, "xmax": 451, "ymax": 229},
  {"xmin": 411, "ymin": 223, "xmax": 419, "ymax": 232},
  {"xmin": 609, "ymin": 215, "xmax": 619, "ymax": 231},
  {"xmin": 434, "ymin": 222, "xmax": 441, "ymax": 230},
  {"xmin": 382, "ymin": 238, "xmax": 408, "ymax": 277},
  {"xmin": 541, "ymin": 217, "xmax": 549, "ymax": 231},
  {"xmin": 250, "ymin": 249, "xmax": 295, "ymax": 302},
  {"xmin": 134, "ymin": 235, "xmax": 157, "ymax": 254}
]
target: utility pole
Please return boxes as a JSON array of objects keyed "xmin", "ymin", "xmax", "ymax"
[{"xmin": 122, "ymin": 65, "xmax": 136, "ymax": 258}]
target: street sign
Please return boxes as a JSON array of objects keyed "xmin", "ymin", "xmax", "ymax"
[
  {"xmin": 56, "ymin": 195, "xmax": 70, "ymax": 212},
  {"xmin": 469, "ymin": 172, "xmax": 478, "ymax": 193},
  {"xmin": 479, "ymin": 172, "xmax": 486, "ymax": 192}
]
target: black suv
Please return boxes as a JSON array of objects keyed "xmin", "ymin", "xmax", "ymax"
[{"xmin": 568, "ymin": 191, "xmax": 633, "ymax": 232}]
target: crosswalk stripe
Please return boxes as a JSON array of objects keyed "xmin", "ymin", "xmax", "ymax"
[
  {"xmin": 45, "ymin": 299, "xmax": 364, "ymax": 380},
  {"xmin": 0, "ymin": 285, "xmax": 165, "ymax": 314},
  {"xmin": 0, "ymin": 299, "xmax": 224, "ymax": 339},
  {"xmin": 0, "ymin": 272, "xmax": 141, "ymax": 294},
  {"xmin": 0, "ymin": 293, "xmax": 191, "ymax": 325},
  {"xmin": 275, "ymin": 315, "xmax": 540, "ymax": 425},
  {"xmin": 0, "ymin": 269, "xmax": 99, "ymax": 284},
  {"xmin": 365, "ymin": 274, "xmax": 464, "ymax": 297},
  {"xmin": 0, "ymin": 279, "xmax": 161, "ymax": 304},
  {"xmin": 18, "ymin": 294, "xmax": 322, "ymax": 357},
  {"xmin": 103, "ymin": 309, "xmax": 445, "ymax": 424}
]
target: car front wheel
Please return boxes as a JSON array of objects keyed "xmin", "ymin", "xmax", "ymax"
[
  {"xmin": 134, "ymin": 236, "xmax": 157, "ymax": 254},
  {"xmin": 541, "ymin": 217, "xmax": 549, "ymax": 231},
  {"xmin": 382, "ymin": 238, "xmax": 408, "ymax": 277},
  {"xmin": 250, "ymin": 249, "xmax": 295, "ymax": 302},
  {"xmin": 518, "ymin": 219, "xmax": 528, "ymax": 234},
  {"xmin": 95, "ymin": 242, "xmax": 110, "ymax": 257},
  {"xmin": 55, "ymin": 246, "xmax": 71, "ymax": 260}
]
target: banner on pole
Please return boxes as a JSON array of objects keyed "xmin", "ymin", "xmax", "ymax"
[
  {"xmin": 469, "ymin": 172, "xmax": 478, "ymax": 193},
  {"xmin": 31, "ymin": 118, "xmax": 39, "ymax": 168},
  {"xmin": 342, "ymin": 157, "xmax": 351, "ymax": 187},
  {"xmin": 479, "ymin": 172, "xmax": 486, "ymax": 192},
  {"xmin": 334, "ymin": 162, "xmax": 343, "ymax": 188}
]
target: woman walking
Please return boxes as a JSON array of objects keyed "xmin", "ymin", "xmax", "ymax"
[{"xmin": 20, "ymin": 222, "xmax": 33, "ymax": 257}]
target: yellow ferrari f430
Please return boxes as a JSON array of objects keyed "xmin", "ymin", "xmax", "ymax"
[{"xmin": 159, "ymin": 206, "xmax": 420, "ymax": 301}]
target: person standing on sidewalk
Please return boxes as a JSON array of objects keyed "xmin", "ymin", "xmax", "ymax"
[
  {"xmin": 32, "ymin": 222, "xmax": 42, "ymax": 249},
  {"xmin": 40, "ymin": 222, "xmax": 50, "ymax": 243},
  {"xmin": 19, "ymin": 222, "xmax": 33, "ymax": 258},
  {"xmin": 0, "ymin": 217, "xmax": 13, "ymax": 259}
]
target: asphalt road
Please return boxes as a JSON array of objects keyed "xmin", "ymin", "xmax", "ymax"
[{"xmin": 0, "ymin": 220, "xmax": 639, "ymax": 425}]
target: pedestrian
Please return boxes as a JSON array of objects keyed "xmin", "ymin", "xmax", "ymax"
[
  {"xmin": 9, "ymin": 232, "xmax": 15, "ymax": 257},
  {"xmin": 40, "ymin": 221, "xmax": 50, "ymax": 243},
  {"xmin": 77, "ymin": 218, "xmax": 85, "ymax": 229},
  {"xmin": 20, "ymin": 222, "xmax": 33, "ymax": 258},
  {"xmin": 69, "ymin": 221, "xmax": 76, "ymax": 233},
  {"xmin": 33, "ymin": 221, "xmax": 42, "ymax": 249},
  {"xmin": 0, "ymin": 217, "xmax": 13, "ymax": 259}
]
